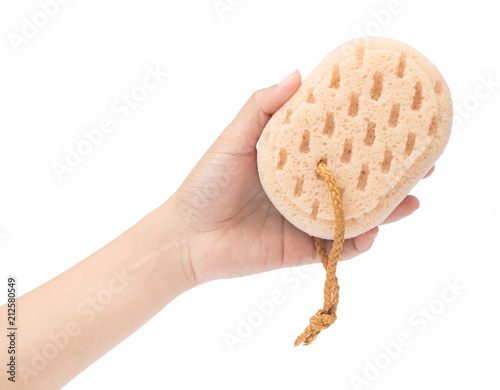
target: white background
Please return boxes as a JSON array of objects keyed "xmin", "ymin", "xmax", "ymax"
[{"xmin": 1, "ymin": 0, "xmax": 499, "ymax": 389}]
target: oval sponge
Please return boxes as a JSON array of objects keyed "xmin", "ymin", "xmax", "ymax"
[{"xmin": 257, "ymin": 37, "xmax": 453, "ymax": 239}]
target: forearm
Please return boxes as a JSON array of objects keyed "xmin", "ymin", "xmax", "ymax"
[{"xmin": 0, "ymin": 201, "xmax": 194, "ymax": 389}]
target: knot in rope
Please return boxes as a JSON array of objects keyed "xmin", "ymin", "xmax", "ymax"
[{"xmin": 310, "ymin": 309, "xmax": 337, "ymax": 328}]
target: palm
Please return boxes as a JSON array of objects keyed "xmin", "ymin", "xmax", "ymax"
[{"xmin": 177, "ymin": 149, "xmax": 315, "ymax": 283}]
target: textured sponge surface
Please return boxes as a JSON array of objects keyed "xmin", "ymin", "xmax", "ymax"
[{"xmin": 257, "ymin": 37, "xmax": 453, "ymax": 239}]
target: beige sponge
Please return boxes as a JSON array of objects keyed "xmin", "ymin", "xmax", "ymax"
[{"xmin": 257, "ymin": 37, "xmax": 453, "ymax": 239}]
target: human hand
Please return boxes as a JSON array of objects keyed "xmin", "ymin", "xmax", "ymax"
[{"xmin": 170, "ymin": 71, "xmax": 432, "ymax": 284}]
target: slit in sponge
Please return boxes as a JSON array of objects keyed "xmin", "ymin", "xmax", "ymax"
[
  {"xmin": 364, "ymin": 122, "xmax": 376, "ymax": 146},
  {"xmin": 381, "ymin": 149, "xmax": 393, "ymax": 173},
  {"xmin": 294, "ymin": 176, "xmax": 304, "ymax": 197},
  {"xmin": 388, "ymin": 103, "xmax": 400, "ymax": 127},
  {"xmin": 412, "ymin": 81, "xmax": 423, "ymax": 110},
  {"xmin": 307, "ymin": 89, "xmax": 316, "ymax": 103},
  {"xmin": 357, "ymin": 164, "xmax": 370, "ymax": 190},
  {"xmin": 341, "ymin": 139, "xmax": 353, "ymax": 163},
  {"xmin": 329, "ymin": 64, "xmax": 340, "ymax": 89},
  {"xmin": 277, "ymin": 148, "xmax": 287, "ymax": 169},
  {"xmin": 323, "ymin": 111, "xmax": 335, "ymax": 137},
  {"xmin": 310, "ymin": 199, "xmax": 320, "ymax": 220},
  {"xmin": 404, "ymin": 132, "xmax": 416, "ymax": 156},
  {"xmin": 396, "ymin": 53, "xmax": 406, "ymax": 78},
  {"xmin": 299, "ymin": 130, "xmax": 310, "ymax": 153},
  {"xmin": 428, "ymin": 115, "xmax": 438, "ymax": 136},
  {"xmin": 283, "ymin": 109, "xmax": 292, "ymax": 124},
  {"xmin": 348, "ymin": 92, "xmax": 360, "ymax": 117},
  {"xmin": 370, "ymin": 71, "xmax": 383, "ymax": 101}
]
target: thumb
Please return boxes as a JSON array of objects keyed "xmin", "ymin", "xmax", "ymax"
[{"xmin": 218, "ymin": 70, "xmax": 301, "ymax": 153}]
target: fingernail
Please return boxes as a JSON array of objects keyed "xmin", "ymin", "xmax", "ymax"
[{"xmin": 278, "ymin": 70, "xmax": 296, "ymax": 87}]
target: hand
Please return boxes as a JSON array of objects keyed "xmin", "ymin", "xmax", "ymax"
[{"xmin": 170, "ymin": 71, "xmax": 432, "ymax": 284}]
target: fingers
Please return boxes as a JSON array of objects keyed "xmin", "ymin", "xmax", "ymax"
[
  {"xmin": 262, "ymin": 70, "xmax": 302, "ymax": 114},
  {"xmin": 220, "ymin": 70, "xmax": 301, "ymax": 151},
  {"xmin": 423, "ymin": 165, "xmax": 435, "ymax": 178},
  {"xmin": 340, "ymin": 226, "xmax": 379, "ymax": 261},
  {"xmin": 381, "ymin": 195, "xmax": 419, "ymax": 225},
  {"xmin": 339, "ymin": 195, "xmax": 419, "ymax": 260}
]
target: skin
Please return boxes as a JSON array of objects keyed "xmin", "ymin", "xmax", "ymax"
[{"xmin": 0, "ymin": 70, "xmax": 432, "ymax": 389}]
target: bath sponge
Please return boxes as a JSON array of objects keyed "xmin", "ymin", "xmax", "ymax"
[{"xmin": 257, "ymin": 37, "xmax": 452, "ymax": 239}]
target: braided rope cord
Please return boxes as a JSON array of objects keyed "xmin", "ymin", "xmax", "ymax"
[{"xmin": 294, "ymin": 161, "xmax": 345, "ymax": 346}]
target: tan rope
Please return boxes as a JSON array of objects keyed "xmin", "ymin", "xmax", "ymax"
[{"xmin": 294, "ymin": 161, "xmax": 345, "ymax": 346}]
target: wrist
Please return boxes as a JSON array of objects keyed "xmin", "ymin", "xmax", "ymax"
[{"xmin": 154, "ymin": 198, "xmax": 198, "ymax": 290}]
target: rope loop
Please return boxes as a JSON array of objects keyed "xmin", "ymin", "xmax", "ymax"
[{"xmin": 294, "ymin": 161, "xmax": 345, "ymax": 346}]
